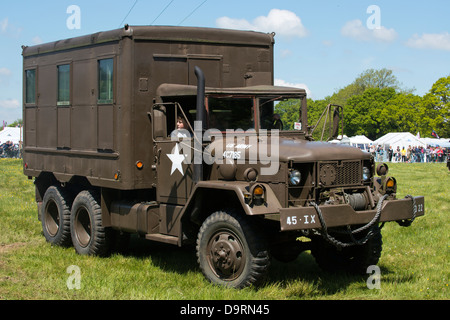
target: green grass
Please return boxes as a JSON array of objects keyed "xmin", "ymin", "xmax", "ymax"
[{"xmin": 0, "ymin": 159, "xmax": 448, "ymax": 300}]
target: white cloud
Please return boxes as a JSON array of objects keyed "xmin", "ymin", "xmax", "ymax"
[
  {"xmin": 0, "ymin": 18, "xmax": 8, "ymax": 33},
  {"xmin": 0, "ymin": 68, "xmax": 12, "ymax": 86},
  {"xmin": 216, "ymin": 9, "xmax": 308, "ymax": 38},
  {"xmin": 0, "ymin": 68, "xmax": 12, "ymax": 77},
  {"xmin": 275, "ymin": 79, "xmax": 312, "ymax": 98},
  {"xmin": 372, "ymin": 27, "xmax": 398, "ymax": 42},
  {"xmin": 0, "ymin": 99, "xmax": 20, "ymax": 109},
  {"xmin": 341, "ymin": 19, "xmax": 397, "ymax": 43},
  {"xmin": 405, "ymin": 32, "xmax": 450, "ymax": 51},
  {"xmin": 280, "ymin": 49, "xmax": 292, "ymax": 58},
  {"xmin": 216, "ymin": 17, "xmax": 254, "ymax": 31},
  {"xmin": 0, "ymin": 17, "xmax": 22, "ymax": 37},
  {"xmin": 32, "ymin": 36, "xmax": 43, "ymax": 45}
]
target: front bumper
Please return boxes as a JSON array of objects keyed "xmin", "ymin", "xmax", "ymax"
[{"xmin": 280, "ymin": 196, "xmax": 424, "ymax": 231}]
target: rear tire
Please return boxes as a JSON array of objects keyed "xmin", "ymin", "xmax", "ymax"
[
  {"xmin": 41, "ymin": 186, "xmax": 72, "ymax": 247},
  {"xmin": 196, "ymin": 210, "xmax": 270, "ymax": 288},
  {"xmin": 70, "ymin": 190, "xmax": 111, "ymax": 256}
]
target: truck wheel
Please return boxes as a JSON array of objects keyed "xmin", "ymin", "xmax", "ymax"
[
  {"xmin": 311, "ymin": 225, "xmax": 382, "ymax": 274},
  {"xmin": 70, "ymin": 190, "xmax": 111, "ymax": 257},
  {"xmin": 196, "ymin": 210, "xmax": 270, "ymax": 288},
  {"xmin": 41, "ymin": 186, "xmax": 72, "ymax": 247}
]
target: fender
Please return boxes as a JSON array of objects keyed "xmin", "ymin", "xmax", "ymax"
[{"xmin": 180, "ymin": 180, "xmax": 282, "ymax": 223}]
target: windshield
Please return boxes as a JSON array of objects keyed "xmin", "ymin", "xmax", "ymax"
[
  {"xmin": 260, "ymin": 97, "xmax": 286, "ymax": 130},
  {"xmin": 208, "ymin": 97, "xmax": 254, "ymax": 131},
  {"xmin": 207, "ymin": 95, "xmax": 304, "ymax": 132}
]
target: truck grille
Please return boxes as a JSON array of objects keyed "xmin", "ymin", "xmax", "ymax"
[{"xmin": 318, "ymin": 160, "xmax": 361, "ymax": 186}]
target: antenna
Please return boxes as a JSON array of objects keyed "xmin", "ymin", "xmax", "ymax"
[
  {"xmin": 178, "ymin": 0, "xmax": 208, "ymax": 26},
  {"xmin": 150, "ymin": 0, "xmax": 175, "ymax": 25},
  {"xmin": 118, "ymin": 0, "xmax": 138, "ymax": 28}
]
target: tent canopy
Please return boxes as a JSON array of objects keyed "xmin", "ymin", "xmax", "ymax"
[
  {"xmin": 0, "ymin": 127, "xmax": 22, "ymax": 144},
  {"xmin": 349, "ymin": 135, "xmax": 373, "ymax": 151},
  {"xmin": 374, "ymin": 132, "xmax": 426, "ymax": 149},
  {"xmin": 349, "ymin": 135, "xmax": 373, "ymax": 144},
  {"xmin": 329, "ymin": 134, "xmax": 350, "ymax": 144},
  {"xmin": 419, "ymin": 137, "xmax": 450, "ymax": 148}
]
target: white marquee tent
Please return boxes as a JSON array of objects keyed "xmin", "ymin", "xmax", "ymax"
[
  {"xmin": 0, "ymin": 127, "xmax": 22, "ymax": 144},
  {"xmin": 373, "ymin": 132, "xmax": 426, "ymax": 150},
  {"xmin": 329, "ymin": 134, "xmax": 350, "ymax": 145},
  {"xmin": 419, "ymin": 137, "xmax": 450, "ymax": 148},
  {"xmin": 349, "ymin": 135, "xmax": 373, "ymax": 151}
]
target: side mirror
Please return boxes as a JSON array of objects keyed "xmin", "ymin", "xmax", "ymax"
[{"xmin": 331, "ymin": 105, "xmax": 343, "ymax": 141}]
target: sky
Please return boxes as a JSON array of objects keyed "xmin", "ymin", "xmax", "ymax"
[{"xmin": 1, "ymin": 0, "xmax": 449, "ymax": 124}]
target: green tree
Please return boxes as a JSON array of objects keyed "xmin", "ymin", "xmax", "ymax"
[
  {"xmin": 384, "ymin": 93, "xmax": 423, "ymax": 135},
  {"xmin": 7, "ymin": 119, "xmax": 23, "ymax": 127},
  {"xmin": 274, "ymin": 98, "xmax": 331, "ymax": 133},
  {"xmin": 354, "ymin": 68, "xmax": 403, "ymax": 91},
  {"xmin": 344, "ymin": 87, "xmax": 397, "ymax": 140},
  {"xmin": 430, "ymin": 75, "xmax": 450, "ymax": 105},
  {"xmin": 273, "ymin": 71, "xmax": 449, "ymax": 141},
  {"xmin": 330, "ymin": 68, "xmax": 410, "ymax": 107},
  {"xmin": 274, "ymin": 99, "xmax": 301, "ymax": 130},
  {"xmin": 426, "ymin": 75, "xmax": 450, "ymax": 137}
]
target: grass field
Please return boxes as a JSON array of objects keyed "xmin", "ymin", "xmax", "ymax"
[{"xmin": 0, "ymin": 158, "xmax": 448, "ymax": 300}]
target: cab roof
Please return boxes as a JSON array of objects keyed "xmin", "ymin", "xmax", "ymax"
[{"xmin": 156, "ymin": 84, "xmax": 307, "ymax": 98}]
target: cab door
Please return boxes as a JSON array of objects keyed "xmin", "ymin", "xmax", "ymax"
[{"xmin": 152, "ymin": 103, "xmax": 194, "ymax": 205}]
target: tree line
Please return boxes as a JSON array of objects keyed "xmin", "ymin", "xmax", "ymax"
[{"xmin": 275, "ymin": 69, "xmax": 450, "ymax": 140}]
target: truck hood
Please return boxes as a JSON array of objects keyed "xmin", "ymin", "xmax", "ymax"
[
  {"xmin": 276, "ymin": 138, "xmax": 370, "ymax": 162},
  {"xmin": 206, "ymin": 136, "xmax": 371, "ymax": 163}
]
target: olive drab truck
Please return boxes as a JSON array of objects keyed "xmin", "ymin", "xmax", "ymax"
[{"xmin": 22, "ymin": 26, "xmax": 424, "ymax": 289}]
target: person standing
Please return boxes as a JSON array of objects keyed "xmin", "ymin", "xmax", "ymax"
[{"xmin": 401, "ymin": 147, "xmax": 407, "ymax": 162}]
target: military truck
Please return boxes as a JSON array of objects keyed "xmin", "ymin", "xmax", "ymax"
[{"xmin": 22, "ymin": 26, "xmax": 424, "ymax": 289}]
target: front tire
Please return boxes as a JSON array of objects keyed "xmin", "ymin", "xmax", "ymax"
[
  {"xmin": 70, "ymin": 190, "xmax": 111, "ymax": 256},
  {"xmin": 196, "ymin": 210, "xmax": 270, "ymax": 288}
]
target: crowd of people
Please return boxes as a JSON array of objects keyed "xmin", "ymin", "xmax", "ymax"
[
  {"xmin": 369, "ymin": 144, "xmax": 449, "ymax": 163},
  {"xmin": 0, "ymin": 140, "xmax": 22, "ymax": 158}
]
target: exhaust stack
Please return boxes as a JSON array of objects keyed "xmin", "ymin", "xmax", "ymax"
[{"xmin": 194, "ymin": 66, "xmax": 206, "ymax": 183}]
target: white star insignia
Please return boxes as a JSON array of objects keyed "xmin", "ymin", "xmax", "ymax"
[{"xmin": 167, "ymin": 143, "xmax": 186, "ymax": 176}]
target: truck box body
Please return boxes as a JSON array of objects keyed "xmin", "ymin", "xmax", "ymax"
[{"xmin": 22, "ymin": 26, "xmax": 275, "ymax": 190}]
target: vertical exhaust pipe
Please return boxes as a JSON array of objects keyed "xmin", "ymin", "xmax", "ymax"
[
  {"xmin": 195, "ymin": 66, "xmax": 206, "ymax": 128},
  {"xmin": 194, "ymin": 66, "xmax": 205, "ymax": 184}
]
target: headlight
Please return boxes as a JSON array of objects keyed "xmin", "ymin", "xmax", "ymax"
[
  {"xmin": 376, "ymin": 163, "xmax": 389, "ymax": 176},
  {"xmin": 289, "ymin": 170, "xmax": 301, "ymax": 185},
  {"xmin": 362, "ymin": 166, "xmax": 371, "ymax": 182}
]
